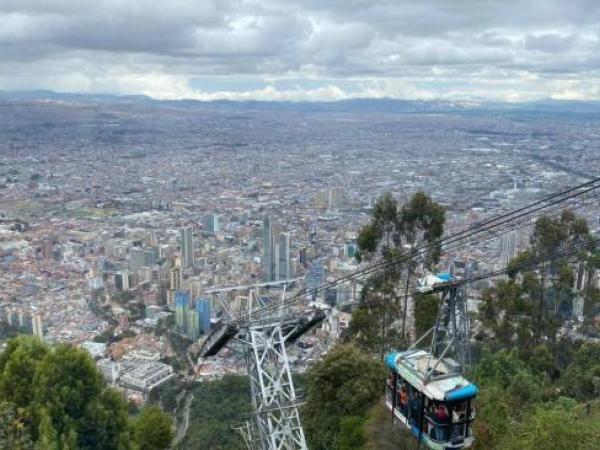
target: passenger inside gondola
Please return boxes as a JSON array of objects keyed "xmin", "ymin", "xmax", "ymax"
[
  {"xmin": 450, "ymin": 401, "xmax": 468, "ymax": 439},
  {"xmin": 408, "ymin": 386, "xmax": 422, "ymax": 426},
  {"xmin": 433, "ymin": 402, "xmax": 450, "ymax": 440},
  {"xmin": 398, "ymin": 382, "xmax": 408, "ymax": 415}
]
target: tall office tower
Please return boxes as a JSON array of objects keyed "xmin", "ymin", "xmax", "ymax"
[
  {"xmin": 499, "ymin": 230, "xmax": 517, "ymax": 268},
  {"xmin": 202, "ymin": 214, "xmax": 220, "ymax": 234},
  {"xmin": 186, "ymin": 307, "xmax": 200, "ymax": 341},
  {"xmin": 129, "ymin": 247, "xmax": 146, "ymax": 271},
  {"xmin": 143, "ymin": 247, "xmax": 158, "ymax": 266},
  {"xmin": 180, "ymin": 227, "xmax": 194, "ymax": 268},
  {"xmin": 262, "ymin": 216, "xmax": 273, "ymax": 281},
  {"xmin": 574, "ymin": 260, "xmax": 588, "ymax": 292},
  {"xmin": 169, "ymin": 267, "xmax": 182, "ymax": 291},
  {"xmin": 32, "ymin": 314, "xmax": 44, "ymax": 339},
  {"xmin": 175, "ymin": 290, "xmax": 190, "ymax": 331},
  {"xmin": 114, "ymin": 270, "xmax": 130, "ymax": 291},
  {"xmin": 273, "ymin": 244, "xmax": 280, "ymax": 281},
  {"xmin": 146, "ymin": 230, "xmax": 157, "ymax": 246},
  {"xmin": 196, "ymin": 298, "xmax": 211, "ymax": 334},
  {"xmin": 306, "ymin": 261, "xmax": 326, "ymax": 300},
  {"xmin": 278, "ymin": 232, "xmax": 291, "ymax": 281}
]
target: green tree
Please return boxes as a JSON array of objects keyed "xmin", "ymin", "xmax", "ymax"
[
  {"xmin": 0, "ymin": 336, "xmax": 141, "ymax": 449},
  {"xmin": 0, "ymin": 402, "xmax": 33, "ymax": 450},
  {"xmin": 413, "ymin": 293, "xmax": 439, "ymax": 339},
  {"xmin": 177, "ymin": 375, "xmax": 250, "ymax": 450},
  {"xmin": 497, "ymin": 400, "xmax": 600, "ymax": 450},
  {"xmin": 0, "ymin": 336, "xmax": 49, "ymax": 408},
  {"xmin": 351, "ymin": 192, "xmax": 445, "ymax": 355},
  {"xmin": 134, "ymin": 407, "xmax": 173, "ymax": 450},
  {"xmin": 302, "ymin": 345, "xmax": 386, "ymax": 450},
  {"xmin": 485, "ymin": 210, "xmax": 594, "ymax": 346},
  {"xmin": 398, "ymin": 192, "xmax": 445, "ymax": 338},
  {"xmin": 336, "ymin": 416, "xmax": 366, "ymax": 450}
]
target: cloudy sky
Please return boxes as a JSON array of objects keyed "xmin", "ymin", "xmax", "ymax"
[{"xmin": 2, "ymin": 0, "xmax": 600, "ymax": 101}]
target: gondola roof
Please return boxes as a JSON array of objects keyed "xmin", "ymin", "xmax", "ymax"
[{"xmin": 386, "ymin": 350, "xmax": 479, "ymax": 402}]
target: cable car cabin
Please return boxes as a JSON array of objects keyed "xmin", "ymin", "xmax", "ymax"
[
  {"xmin": 416, "ymin": 272, "xmax": 454, "ymax": 294},
  {"xmin": 385, "ymin": 350, "xmax": 478, "ymax": 450}
]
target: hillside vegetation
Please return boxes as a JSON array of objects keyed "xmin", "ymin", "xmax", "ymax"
[{"xmin": 0, "ymin": 336, "xmax": 173, "ymax": 450}]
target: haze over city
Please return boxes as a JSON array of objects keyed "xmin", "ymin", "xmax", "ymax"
[{"xmin": 1, "ymin": 2, "xmax": 600, "ymax": 450}]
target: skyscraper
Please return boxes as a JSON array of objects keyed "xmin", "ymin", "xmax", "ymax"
[
  {"xmin": 306, "ymin": 261, "xmax": 326, "ymax": 300},
  {"xmin": 186, "ymin": 307, "xmax": 200, "ymax": 341},
  {"xmin": 175, "ymin": 290, "xmax": 190, "ymax": 331},
  {"xmin": 32, "ymin": 314, "xmax": 44, "ymax": 339},
  {"xmin": 263, "ymin": 216, "xmax": 294, "ymax": 282},
  {"xmin": 202, "ymin": 214, "xmax": 220, "ymax": 234},
  {"xmin": 129, "ymin": 247, "xmax": 146, "ymax": 271},
  {"xmin": 499, "ymin": 230, "xmax": 517, "ymax": 268},
  {"xmin": 169, "ymin": 266, "xmax": 182, "ymax": 291},
  {"xmin": 196, "ymin": 298, "xmax": 211, "ymax": 334},
  {"xmin": 278, "ymin": 232, "xmax": 291, "ymax": 280},
  {"xmin": 180, "ymin": 227, "xmax": 194, "ymax": 268},
  {"xmin": 262, "ymin": 216, "xmax": 273, "ymax": 281}
]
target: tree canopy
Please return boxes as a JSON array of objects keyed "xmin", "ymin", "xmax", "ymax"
[
  {"xmin": 302, "ymin": 344, "xmax": 386, "ymax": 450},
  {"xmin": 0, "ymin": 336, "xmax": 173, "ymax": 450}
]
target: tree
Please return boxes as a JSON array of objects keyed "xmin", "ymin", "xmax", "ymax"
[
  {"xmin": 177, "ymin": 375, "xmax": 250, "ymax": 449},
  {"xmin": 355, "ymin": 194, "xmax": 404, "ymax": 357},
  {"xmin": 302, "ymin": 345, "xmax": 386, "ymax": 450},
  {"xmin": 485, "ymin": 210, "xmax": 594, "ymax": 345},
  {"xmin": 413, "ymin": 293, "xmax": 439, "ymax": 339},
  {"xmin": 398, "ymin": 192, "xmax": 445, "ymax": 338},
  {"xmin": 0, "ymin": 402, "xmax": 33, "ymax": 450},
  {"xmin": 134, "ymin": 407, "xmax": 173, "ymax": 450},
  {"xmin": 0, "ymin": 336, "xmax": 49, "ymax": 408},
  {"xmin": 497, "ymin": 400, "xmax": 600, "ymax": 450},
  {"xmin": 0, "ymin": 336, "xmax": 141, "ymax": 449},
  {"xmin": 351, "ymin": 192, "xmax": 445, "ymax": 355}
]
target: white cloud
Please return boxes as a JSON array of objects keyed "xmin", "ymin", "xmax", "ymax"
[{"xmin": 2, "ymin": 0, "xmax": 600, "ymax": 101}]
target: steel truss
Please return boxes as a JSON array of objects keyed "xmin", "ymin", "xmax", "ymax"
[
  {"xmin": 428, "ymin": 285, "xmax": 471, "ymax": 376},
  {"xmin": 237, "ymin": 318, "xmax": 308, "ymax": 450}
]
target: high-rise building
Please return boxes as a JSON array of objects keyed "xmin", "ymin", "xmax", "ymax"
[
  {"xmin": 196, "ymin": 298, "xmax": 211, "ymax": 334},
  {"xmin": 186, "ymin": 307, "xmax": 200, "ymax": 341},
  {"xmin": 574, "ymin": 260, "xmax": 588, "ymax": 292},
  {"xmin": 202, "ymin": 214, "xmax": 220, "ymax": 234},
  {"xmin": 169, "ymin": 267, "xmax": 182, "ymax": 291},
  {"xmin": 33, "ymin": 314, "xmax": 44, "ymax": 339},
  {"xmin": 129, "ymin": 247, "xmax": 146, "ymax": 272},
  {"xmin": 499, "ymin": 230, "xmax": 517, "ymax": 268},
  {"xmin": 306, "ymin": 261, "xmax": 326, "ymax": 300},
  {"xmin": 114, "ymin": 270, "xmax": 130, "ymax": 291},
  {"xmin": 263, "ymin": 217, "xmax": 294, "ymax": 282},
  {"xmin": 262, "ymin": 216, "xmax": 273, "ymax": 281},
  {"xmin": 278, "ymin": 232, "xmax": 291, "ymax": 280},
  {"xmin": 180, "ymin": 227, "xmax": 194, "ymax": 268},
  {"xmin": 175, "ymin": 290, "xmax": 190, "ymax": 331}
]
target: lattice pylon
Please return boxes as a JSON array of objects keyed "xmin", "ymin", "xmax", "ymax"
[
  {"xmin": 429, "ymin": 285, "xmax": 471, "ymax": 373},
  {"xmin": 242, "ymin": 321, "xmax": 308, "ymax": 450}
]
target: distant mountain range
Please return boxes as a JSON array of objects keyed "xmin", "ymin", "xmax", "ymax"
[{"xmin": 2, "ymin": 90, "xmax": 600, "ymax": 117}]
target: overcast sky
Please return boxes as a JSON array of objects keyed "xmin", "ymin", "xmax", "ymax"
[{"xmin": 2, "ymin": 0, "xmax": 600, "ymax": 101}]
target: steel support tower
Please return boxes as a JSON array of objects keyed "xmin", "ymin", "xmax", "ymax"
[
  {"xmin": 428, "ymin": 284, "xmax": 471, "ymax": 375},
  {"xmin": 239, "ymin": 317, "xmax": 308, "ymax": 450},
  {"xmin": 402, "ymin": 280, "xmax": 471, "ymax": 381},
  {"xmin": 200, "ymin": 286, "xmax": 324, "ymax": 450}
]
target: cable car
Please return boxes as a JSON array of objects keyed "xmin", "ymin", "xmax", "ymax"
[
  {"xmin": 385, "ymin": 350, "xmax": 478, "ymax": 449},
  {"xmin": 416, "ymin": 272, "xmax": 454, "ymax": 293}
]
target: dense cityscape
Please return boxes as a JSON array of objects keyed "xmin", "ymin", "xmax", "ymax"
[{"xmin": 1, "ymin": 95, "xmax": 599, "ymax": 409}]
